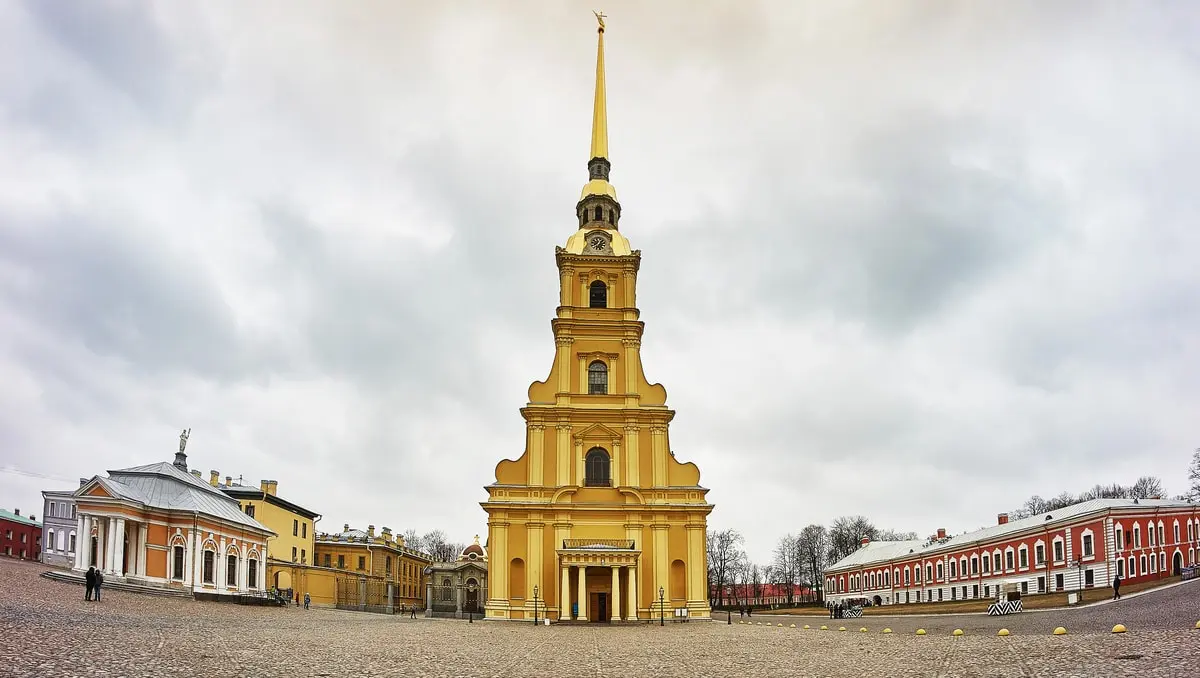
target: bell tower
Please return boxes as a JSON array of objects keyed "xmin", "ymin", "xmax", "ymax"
[{"xmin": 483, "ymin": 13, "xmax": 712, "ymax": 624}]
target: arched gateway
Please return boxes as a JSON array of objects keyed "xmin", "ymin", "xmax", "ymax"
[{"xmin": 481, "ymin": 14, "xmax": 713, "ymax": 623}]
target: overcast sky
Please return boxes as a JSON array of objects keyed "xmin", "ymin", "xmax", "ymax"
[{"xmin": 2, "ymin": 1, "xmax": 1197, "ymax": 563}]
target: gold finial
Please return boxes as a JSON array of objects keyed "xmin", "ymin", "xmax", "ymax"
[
  {"xmin": 473, "ymin": 534, "xmax": 480, "ymax": 545},
  {"xmin": 590, "ymin": 11, "xmax": 608, "ymax": 160}
]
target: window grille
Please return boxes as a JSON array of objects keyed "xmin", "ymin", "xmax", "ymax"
[
  {"xmin": 585, "ymin": 447, "xmax": 611, "ymax": 486},
  {"xmin": 588, "ymin": 361, "xmax": 608, "ymax": 394}
]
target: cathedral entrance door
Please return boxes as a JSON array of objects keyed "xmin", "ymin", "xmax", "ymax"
[{"xmin": 593, "ymin": 593, "xmax": 608, "ymax": 622}]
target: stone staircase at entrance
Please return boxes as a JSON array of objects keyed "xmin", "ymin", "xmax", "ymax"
[{"xmin": 41, "ymin": 569, "xmax": 194, "ymax": 599}]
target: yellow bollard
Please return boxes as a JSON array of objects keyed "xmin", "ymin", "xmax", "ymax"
[
  {"xmin": 859, "ymin": 627, "xmax": 868, "ymax": 633},
  {"xmin": 1053, "ymin": 627, "xmax": 1067, "ymax": 636},
  {"xmin": 952, "ymin": 629, "xmax": 964, "ymax": 637},
  {"xmin": 777, "ymin": 623, "xmax": 783, "ymax": 627},
  {"xmin": 882, "ymin": 628, "xmax": 892, "ymax": 634},
  {"xmin": 838, "ymin": 626, "xmax": 847, "ymax": 632},
  {"xmin": 1112, "ymin": 624, "xmax": 1127, "ymax": 633},
  {"xmin": 916, "ymin": 629, "xmax": 926, "ymax": 635},
  {"xmin": 1194, "ymin": 620, "xmax": 1200, "ymax": 630},
  {"xmin": 790, "ymin": 624, "xmax": 796, "ymax": 628},
  {"xmin": 997, "ymin": 629, "xmax": 1010, "ymax": 636},
  {"xmin": 803, "ymin": 624, "xmax": 811, "ymax": 629}
]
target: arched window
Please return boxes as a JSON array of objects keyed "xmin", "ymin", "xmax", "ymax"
[
  {"xmin": 588, "ymin": 361, "xmax": 608, "ymax": 394},
  {"xmin": 442, "ymin": 577, "xmax": 453, "ymax": 602},
  {"xmin": 589, "ymin": 280, "xmax": 607, "ymax": 308},
  {"xmin": 585, "ymin": 447, "xmax": 610, "ymax": 486},
  {"xmin": 594, "ymin": 206, "xmax": 603, "ymax": 221},
  {"xmin": 386, "ymin": 555, "xmax": 392, "ymax": 574}
]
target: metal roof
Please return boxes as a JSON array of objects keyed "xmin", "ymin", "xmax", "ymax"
[
  {"xmin": 75, "ymin": 462, "xmax": 274, "ymax": 535},
  {"xmin": 0, "ymin": 509, "xmax": 40, "ymax": 527},
  {"xmin": 827, "ymin": 498, "xmax": 1196, "ymax": 572}
]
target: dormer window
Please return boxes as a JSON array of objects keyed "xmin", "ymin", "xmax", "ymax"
[
  {"xmin": 589, "ymin": 280, "xmax": 607, "ymax": 308},
  {"xmin": 588, "ymin": 361, "xmax": 608, "ymax": 394}
]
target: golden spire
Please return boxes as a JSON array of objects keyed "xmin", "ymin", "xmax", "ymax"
[{"xmin": 590, "ymin": 10, "xmax": 608, "ymax": 160}]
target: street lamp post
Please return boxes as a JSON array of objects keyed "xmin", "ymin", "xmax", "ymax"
[
  {"xmin": 533, "ymin": 585, "xmax": 540, "ymax": 626},
  {"xmin": 658, "ymin": 586, "xmax": 665, "ymax": 626}
]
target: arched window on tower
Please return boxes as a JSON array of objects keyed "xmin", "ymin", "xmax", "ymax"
[
  {"xmin": 588, "ymin": 361, "xmax": 608, "ymax": 394},
  {"xmin": 585, "ymin": 447, "xmax": 610, "ymax": 486},
  {"xmin": 589, "ymin": 280, "xmax": 607, "ymax": 308},
  {"xmin": 608, "ymin": 209, "xmax": 615, "ymax": 225},
  {"xmin": 594, "ymin": 206, "xmax": 603, "ymax": 221}
]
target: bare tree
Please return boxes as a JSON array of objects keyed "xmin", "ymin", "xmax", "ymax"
[
  {"xmin": 1187, "ymin": 449, "xmax": 1200, "ymax": 502},
  {"xmin": 706, "ymin": 528, "xmax": 744, "ymax": 608},
  {"xmin": 420, "ymin": 530, "xmax": 464, "ymax": 563},
  {"xmin": 827, "ymin": 515, "xmax": 877, "ymax": 564},
  {"xmin": 772, "ymin": 534, "xmax": 802, "ymax": 606},
  {"xmin": 876, "ymin": 529, "xmax": 919, "ymax": 541},
  {"xmin": 1129, "ymin": 476, "xmax": 1164, "ymax": 500},
  {"xmin": 797, "ymin": 524, "xmax": 828, "ymax": 603}
]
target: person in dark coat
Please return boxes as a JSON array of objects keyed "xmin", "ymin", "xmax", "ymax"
[
  {"xmin": 85, "ymin": 567, "xmax": 96, "ymax": 601},
  {"xmin": 1112, "ymin": 574, "xmax": 1122, "ymax": 600},
  {"xmin": 94, "ymin": 569, "xmax": 104, "ymax": 601}
]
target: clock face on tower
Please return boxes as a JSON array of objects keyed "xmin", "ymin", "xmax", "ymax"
[{"xmin": 589, "ymin": 235, "xmax": 608, "ymax": 252}]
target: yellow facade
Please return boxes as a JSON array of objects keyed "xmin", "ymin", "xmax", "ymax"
[
  {"xmin": 482, "ymin": 16, "xmax": 712, "ymax": 622},
  {"xmin": 313, "ymin": 525, "xmax": 430, "ymax": 607},
  {"xmin": 218, "ymin": 478, "xmax": 319, "ymax": 592}
]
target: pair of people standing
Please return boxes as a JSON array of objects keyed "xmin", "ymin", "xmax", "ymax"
[{"xmin": 84, "ymin": 566, "xmax": 104, "ymax": 601}]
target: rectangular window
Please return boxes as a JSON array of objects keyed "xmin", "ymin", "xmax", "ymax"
[
  {"xmin": 984, "ymin": 585, "xmax": 990, "ymax": 598},
  {"xmin": 949, "ymin": 561, "xmax": 956, "ymax": 578},
  {"xmin": 245, "ymin": 504, "xmax": 255, "ymax": 518},
  {"xmin": 227, "ymin": 555, "xmax": 238, "ymax": 586},
  {"xmin": 248, "ymin": 559, "xmax": 257, "ymax": 588},
  {"xmin": 938, "ymin": 589, "xmax": 943, "ymax": 601},
  {"xmin": 293, "ymin": 520, "xmax": 298, "ymax": 537},
  {"xmin": 1117, "ymin": 559, "xmax": 1124, "ymax": 577},
  {"xmin": 1019, "ymin": 548, "xmax": 1028, "ymax": 568},
  {"xmin": 1006, "ymin": 551, "xmax": 1014, "ymax": 570},
  {"xmin": 970, "ymin": 557, "xmax": 978, "ymax": 575},
  {"xmin": 69, "ymin": 534, "xmax": 76, "ymax": 553},
  {"xmin": 951, "ymin": 587, "xmax": 956, "ymax": 600},
  {"xmin": 71, "ymin": 505, "xmax": 76, "ymax": 519},
  {"xmin": 1085, "ymin": 569, "xmax": 1094, "ymax": 587},
  {"xmin": 1054, "ymin": 541, "xmax": 1063, "ymax": 562},
  {"xmin": 301, "ymin": 549, "xmax": 306, "ymax": 564},
  {"xmin": 1082, "ymin": 534, "xmax": 1093, "ymax": 557},
  {"xmin": 1036, "ymin": 544, "xmax": 1046, "ymax": 564},
  {"xmin": 302, "ymin": 523, "xmax": 307, "ymax": 539},
  {"xmin": 49, "ymin": 502, "xmax": 55, "ymax": 517},
  {"xmin": 1021, "ymin": 581, "xmax": 1028, "ymax": 594},
  {"xmin": 982, "ymin": 556, "xmax": 989, "ymax": 573},
  {"xmin": 358, "ymin": 556, "xmax": 365, "ymax": 570},
  {"xmin": 203, "ymin": 551, "xmax": 215, "ymax": 584},
  {"xmin": 926, "ymin": 565, "xmax": 932, "ymax": 582},
  {"xmin": 173, "ymin": 546, "xmax": 185, "ymax": 580},
  {"xmin": 1055, "ymin": 573, "xmax": 1064, "ymax": 590},
  {"xmin": 1158, "ymin": 526, "xmax": 1164, "ymax": 545},
  {"xmin": 324, "ymin": 553, "xmax": 331, "ymax": 568},
  {"xmin": 292, "ymin": 546, "xmax": 297, "ymax": 562},
  {"xmin": 338, "ymin": 555, "xmax": 345, "ymax": 569}
]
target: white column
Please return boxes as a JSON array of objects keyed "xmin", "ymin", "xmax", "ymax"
[
  {"xmin": 104, "ymin": 518, "xmax": 116, "ymax": 573},
  {"xmin": 193, "ymin": 529, "xmax": 204, "ymax": 587},
  {"xmin": 217, "ymin": 540, "xmax": 226, "ymax": 590},
  {"xmin": 577, "ymin": 565, "xmax": 588, "ymax": 621},
  {"xmin": 113, "ymin": 518, "xmax": 126, "ymax": 576},
  {"xmin": 184, "ymin": 529, "xmax": 194, "ymax": 585},
  {"xmin": 627, "ymin": 566, "xmax": 638, "ymax": 621},
  {"xmin": 95, "ymin": 518, "xmax": 105, "ymax": 572},
  {"xmin": 73, "ymin": 515, "xmax": 85, "ymax": 569},
  {"xmin": 561, "ymin": 565, "xmax": 571, "ymax": 619},
  {"xmin": 81, "ymin": 516, "xmax": 92, "ymax": 568},
  {"xmin": 611, "ymin": 566, "xmax": 621, "ymax": 621}
]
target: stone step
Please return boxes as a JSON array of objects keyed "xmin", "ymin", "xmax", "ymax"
[{"xmin": 41, "ymin": 570, "xmax": 195, "ymax": 599}]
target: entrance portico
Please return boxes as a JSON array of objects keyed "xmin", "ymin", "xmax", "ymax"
[{"xmin": 558, "ymin": 540, "xmax": 639, "ymax": 622}]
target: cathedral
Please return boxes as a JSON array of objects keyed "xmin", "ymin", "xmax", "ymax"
[{"xmin": 482, "ymin": 15, "xmax": 713, "ymax": 623}]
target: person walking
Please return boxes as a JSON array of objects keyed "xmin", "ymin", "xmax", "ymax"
[
  {"xmin": 1112, "ymin": 574, "xmax": 1122, "ymax": 600},
  {"xmin": 303, "ymin": 592, "xmax": 311, "ymax": 610},
  {"xmin": 94, "ymin": 569, "xmax": 104, "ymax": 602},
  {"xmin": 410, "ymin": 604, "xmax": 417, "ymax": 619},
  {"xmin": 85, "ymin": 566, "xmax": 96, "ymax": 601}
]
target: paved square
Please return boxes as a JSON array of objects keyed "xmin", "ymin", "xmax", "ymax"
[{"xmin": 2, "ymin": 560, "xmax": 1196, "ymax": 677}]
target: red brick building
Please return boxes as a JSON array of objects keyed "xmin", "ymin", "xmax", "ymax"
[
  {"xmin": 1, "ymin": 508, "xmax": 42, "ymax": 561},
  {"xmin": 710, "ymin": 582, "xmax": 813, "ymax": 608},
  {"xmin": 824, "ymin": 498, "xmax": 1198, "ymax": 606}
]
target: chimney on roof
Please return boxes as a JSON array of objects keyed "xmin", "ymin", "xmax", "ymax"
[
  {"xmin": 173, "ymin": 451, "xmax": 188, "ymax": 471},
  {"xmin": 367, "ymin": 525, "xmax": 375, "ymax": 538},
  {"xmin": 997, "ymin": 513, "xmax": 1009, "ymax": 525},
  {"xmin": 382, "ymin": 527, "xmax": 392, "ymax": 542},
  {"xmin": 30, "ymin": 515, "xmax": 35, "ymax": 521},
  {"xmin": 260, "ymin": 480, "xmax": 278, "ymax": 496},
  {"xmin": 225, "ymin": 476, "xmax": 232, "ymax": 487},
  {"xmin": 860, "ymin": 535, "xmax": 870, "ymax": 547},
  {"xmin": 937, "ymin": 528, "xmax": 947, "ymax": 539},
  {"xmin": 13, "ymin": 508, "xmax": 19, "ymax": 516},
  {"xmin": 190, "ymin": 469, "xmax": 201, "ymax": 478},
  {"xmin": 79, "ymin": 478, "xmax": 88, "ymax": 487},
  {"xmin": 344, "ymin": 523, "xmax": 350, "ymax": 532},
  {"xmin": 209, "ymin": 470, "xmax": 220, "ymax": 487}
]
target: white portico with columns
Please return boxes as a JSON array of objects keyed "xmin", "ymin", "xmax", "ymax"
[
  {"xmin": 558, "ymin": 540, "xmax": 640, "ymax": 622},
  {"xmin": 71, "ymin": 447, "xmax": 273, "ymax": 596}
]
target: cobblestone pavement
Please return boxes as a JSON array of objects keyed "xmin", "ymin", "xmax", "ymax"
[{"xmin": 2, "ymin": 560, "xmax": 1196, "ymax": 678}]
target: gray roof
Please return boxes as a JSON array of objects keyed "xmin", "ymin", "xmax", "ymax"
[
  {"xmin": 76, "ymin": 462, "xmax": 273, "ymax": 534},
  {"xmin": 828, "ymin": 498, "xmax": 1195, "ymax": 571}
]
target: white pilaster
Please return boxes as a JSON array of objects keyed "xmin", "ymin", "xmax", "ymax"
[
  {"xmin": 104, "ymin": 518, "xmax": 116, "ymax": 573},
  {"xmin": 577, "ymin": 565, "xmax": 588, "ymax": 621},
  {"xmin": 73, "ymin": 515, "xmax": 85, "ymax": 569},
  {"xmin": 217, "ymin": 539, "xmax": 226, "ymax": 590},
  {"xmin": 561, "ymin": 565, "xmax": 571, "ymax": 619},
  {"xmin": 611, "ymin": 566, "xmax": 621, "ymax": 621},
  {"xmin": 627, "ymin": 566, "xmax": 638, "ymax": 621},
  {"xmin": 138, "ymin": 523, "xmax": 149, "ymax": 576}
]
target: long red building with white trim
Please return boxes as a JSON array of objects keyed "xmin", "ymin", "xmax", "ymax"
[{"xmin": 823, "ymin": 498, "xmax": 1198, "ymax": 606}]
